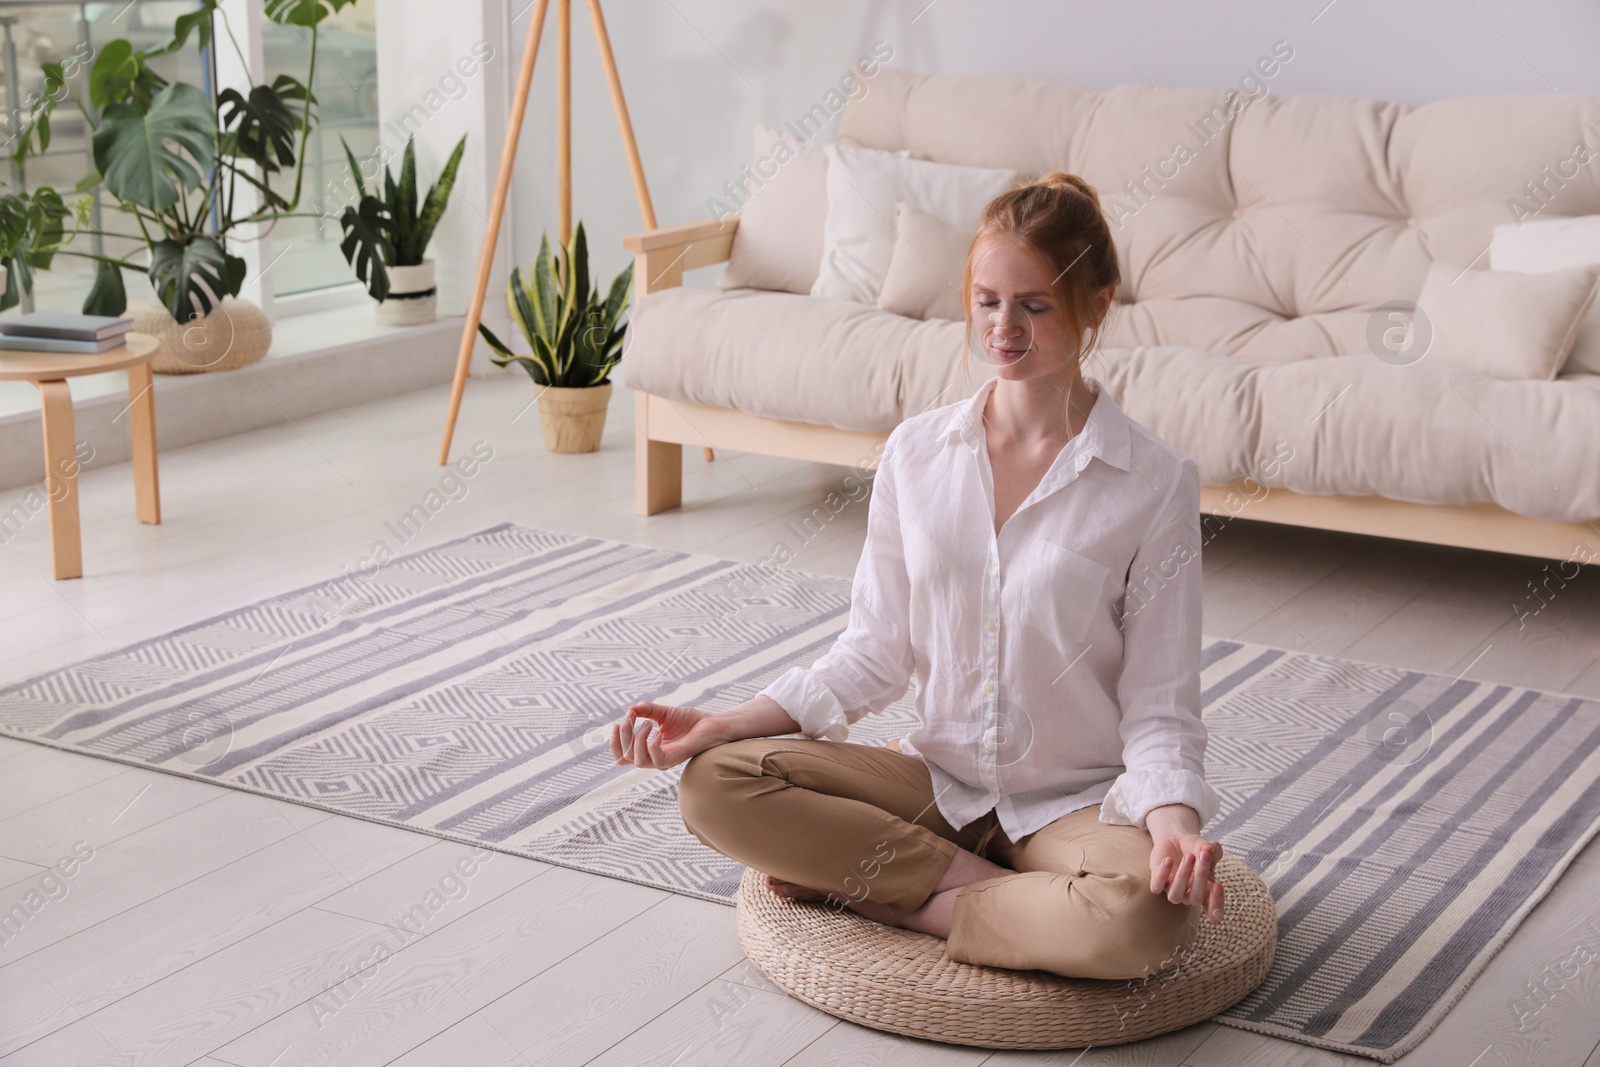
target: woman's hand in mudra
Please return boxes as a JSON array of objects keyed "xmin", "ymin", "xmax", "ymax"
[
  {"xmin": 610, "ymin": 701, "xmax": 724, "ymax": 770},
  {"xmin": 1145, "ymin": 804, "xmax": 1225, "ymax": 924},
  {"xmin": 1150, "ymin": 833, "xmax": 1226, "ymax": 924}
]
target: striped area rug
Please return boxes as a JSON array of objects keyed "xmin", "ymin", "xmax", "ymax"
[{"xmin": 2, "ymin": 522, "xmax": 1597, "ymax": 1063}]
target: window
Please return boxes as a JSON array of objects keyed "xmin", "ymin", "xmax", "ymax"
[
  {"xmin": 257, "ymin": 0, "xmax": 377, "ymax": 298},
  {"xmin": 0, "ymin": 0, "xmax": 379, "ymax": 315},
  {"xmin": 0, "ymin": 1, "xmax": 210, "ymax": 312}
]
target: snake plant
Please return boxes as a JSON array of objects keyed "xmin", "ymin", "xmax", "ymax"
[
  {"xmin": 477, "ymin": 220, "xmax": 633, "ymax": 388},
  {"xmin": 336, "ymin": 131, "xmax": 466, "ymax": 301}
]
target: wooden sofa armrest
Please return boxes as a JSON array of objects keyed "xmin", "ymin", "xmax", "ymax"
[
  {"xmin": 622, "ymin": 216, "xmax": 740, "ymax": 295},
  {"xmin": 625, "ymin": 216, "xmax": 742, "ymax": 472}
]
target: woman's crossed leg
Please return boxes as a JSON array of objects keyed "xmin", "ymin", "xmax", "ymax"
[{"xmin": 676, "ymin": 736, "xmax": 1200, "ymax": 980}]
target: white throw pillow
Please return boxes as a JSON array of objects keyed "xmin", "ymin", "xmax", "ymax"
[
  {"xmin": 1490, "ymin": 216, "xmax": 1600, "ymax": 376},
  {"xmin": 810, "ymin": 141, "xmax": 1018, "ymax": 305},
  {"xmin": 715, "ymin": 123, "xmax": 831, "ymax": 295},
  {"xmin": 875, "ymin": 200, "xmax": 977, "ymax": 321},
  {"xmin": 1413, "ymin": 261, "xmax": 1600, "ymax": 381}
]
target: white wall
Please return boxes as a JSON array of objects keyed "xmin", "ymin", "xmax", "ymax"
[
  {"xmin": 375, "ymin": 0, "xmax": 515, "ymax": 377},
  {"xmin": 895, "ymin": 0, "xmax": 1600, "ymax": 102},
  {"xmin": 504, "ymin": 0, "xmax": 882, "ymax": 305}
]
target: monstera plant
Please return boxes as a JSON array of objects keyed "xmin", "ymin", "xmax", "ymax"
[
  {"xmin": 1, "ymin": 0, "xmax": 356, "ymax": 370},
  {"xmin": 0, "ymin": 187, "xmax": 76, "ymax": 310}
]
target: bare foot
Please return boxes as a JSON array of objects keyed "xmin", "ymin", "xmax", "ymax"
[
  {"xmin": 764, "ymin": 873, "xmax": 829, "ymax": 901},
  {"xmin": 764, "ymin": 876, "xmax": 909, "ymax": 929},
  {"xmin": 765, "ymin": 847, "xmax": 1013, "ymax": 940},
  {"xmin": 840, "ymin": 896, "xmax": 910, "ymax": 928},
  {"xmin": 849, "ymin": 848, "xmax": 1015, "ymax": 938}
]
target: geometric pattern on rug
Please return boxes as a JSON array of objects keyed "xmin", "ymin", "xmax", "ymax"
[{"xmin": 2, "ymin": 522, "xmax": 1597, "ymax": 1064}]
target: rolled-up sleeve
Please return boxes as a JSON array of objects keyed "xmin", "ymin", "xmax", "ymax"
[
  {"xmin": 1100, "ymin": 456, "xmax": 1222, "ymax": 830},
  {"xmin": 756, "ymin": 428, "xmax": 915, "ymax": 742}
]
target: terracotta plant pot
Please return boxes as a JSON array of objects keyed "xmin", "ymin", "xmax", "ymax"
[
  {"xmin": 376, "ymin": 259, "xmax": 437, "ymax": 326},
  {"xmin": 129, "ymin": 296, "xmax": 273, "ymax": 374},
  {"xmin": 537, "ymin": 382, "xmax": 612, "ymax": 453}
]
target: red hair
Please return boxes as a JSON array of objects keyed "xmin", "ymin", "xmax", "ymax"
[{"xmin": 960, "ymin": 171, "xmax": 1122, "ymax": 384}]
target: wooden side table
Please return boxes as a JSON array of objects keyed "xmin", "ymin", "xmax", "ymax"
[{"xmin": 0, "ymin": 332, "xmax": 161, "ymax": 579}]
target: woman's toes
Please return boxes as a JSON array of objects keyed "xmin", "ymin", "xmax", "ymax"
[
  {"xmin": 764, "ymin": 874, "xmax": 828, "ymax": 901},
  {"xmin": 761, "ymin": 874, "xmax": 911, "ymax": 929}
]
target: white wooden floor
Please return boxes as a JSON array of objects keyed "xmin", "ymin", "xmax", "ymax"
[{"xmin": 1, "ymin": 375, "xmax": 1598, "ymax": 1066}]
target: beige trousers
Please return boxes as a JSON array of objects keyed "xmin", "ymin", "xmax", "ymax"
[{"xmin": 677, "ymin": 735, "xmax": 1202, "ymax": 980}]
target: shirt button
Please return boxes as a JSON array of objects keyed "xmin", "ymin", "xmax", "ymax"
[
  {"xmin": 987, "ymin": 554, "xmax": 997, "ymax": 568},
  {"xmin": 985, "ymin": 682, "xmax": 995, "ymax": 694},
  {"xmin": 985, "ymin": 621, "xmax": 996, "ymax": 632}
]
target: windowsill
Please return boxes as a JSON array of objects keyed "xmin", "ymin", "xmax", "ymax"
[
  {"xmin": 0, "ymin": 297, "xmax": 432, "ymax": 420},
  {"xmin": 0, "ymin": 301, "xmax": 464, "ymax": 492},
  {"xmin": 273, "ymin": 281, "xmax": 373, "ymax": 317}
]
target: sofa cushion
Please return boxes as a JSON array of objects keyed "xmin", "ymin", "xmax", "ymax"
[
  {"xmin": 715, "ymin": 122, "xmax": 831, "ymax": 295},
  {"xmin": 1091, "ymin": 346, "xmax": 1600, "ymax": 524},
  {"xmin": 811, "ymin": 141, "xmax": 1018, "ymax": 305},
  {"xmin": 1491, "ymin": 215, "xmax": 1600, "ymax": 377},
  {"xmin": 836, "ymin": 68, "xmax": 1600, "ymax": 366},
  {"xmin": 1412, "ymin": 262, "xmax": 1600, "ymax": 381},
  {"xmin": 622, "ymin": 285, "xmax": 1600, "ymax": 523},
  {"xmin": 876, "ymin": 200, "xmax": 975, "ymax": 322},
  {"xmin": 1079, "ymin": 344, "xmax": 1259, "ymax": 483},
  {"xmin": 620, "ymin": 286, "xmax": 968, "ymax": 433}
]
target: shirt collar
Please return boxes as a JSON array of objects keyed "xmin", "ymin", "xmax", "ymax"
[{"xmin": 941, "ymin": 373, "xmax": 1133, "ymax": 473}]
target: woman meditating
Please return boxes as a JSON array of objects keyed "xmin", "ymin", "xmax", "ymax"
[{"xmin": 610, "ymin": 171, "xmax": 1226, "ymax": 982}]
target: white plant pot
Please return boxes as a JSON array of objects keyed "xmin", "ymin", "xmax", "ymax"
[{"xmin": 375, "ymin": 259, "xmax": 437, "ymax": 326}]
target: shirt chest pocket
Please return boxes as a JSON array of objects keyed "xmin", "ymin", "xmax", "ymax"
[{"xmin": 1027, "ymin": 537, "xmax": 1113, "ymax": 645}]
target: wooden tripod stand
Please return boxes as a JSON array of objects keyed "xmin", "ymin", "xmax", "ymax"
[{"xmin": 438, "ymin": 0, "xmax": 664, "ymax": 464}]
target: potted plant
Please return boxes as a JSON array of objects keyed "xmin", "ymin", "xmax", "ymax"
[
  {"xmin": 476, "ymin": 220, "xmax": 632, "ymax": 453},
  {"xmin": 336, "ymin": 132, "xmax": 466, "ymax": 326},
  {"xmin": 3, "ymin": 0, "xmax": 356, "ymax": 373},
  {"xmin": 0, "ymin": 187, "xmax": 72, "ymax": 311}
]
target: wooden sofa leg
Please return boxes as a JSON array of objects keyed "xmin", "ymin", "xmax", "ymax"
[
  {"xmin": 638, "ymin": 437, "xmax": 683, "ymax": 514},
  {"xmin": 704, "ymin": 447, "xmax": 714, "ymax": 461},
  {"xmin": 636, "ymin": 395, "xmax": 683, "ymax": 515}
]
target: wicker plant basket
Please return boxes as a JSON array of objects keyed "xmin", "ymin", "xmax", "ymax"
[
  {"xmin": 734, "ymin": 854, "xmax": 1278, "ymax": 1050},
  {"xmin": 536, "ymin": 381, "xmax": 612, "ymax": 453},
  {"xmin": 129, "ymin": 297, "xmax": 272, "ymax": 374}
]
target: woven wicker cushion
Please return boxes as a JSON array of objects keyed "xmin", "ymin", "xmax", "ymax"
[
  {"xmin": 129, "ymin": 297, "xmax": 272, "ymax": 374},
  {"xmin": 734, "ymin": 854, "xmax": 1278, "ymax": 1050}
]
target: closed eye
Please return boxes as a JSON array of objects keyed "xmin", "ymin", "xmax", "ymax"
[{"xmin": 976, "ymin": 300, "xmax": 1050, "ymax": 313}]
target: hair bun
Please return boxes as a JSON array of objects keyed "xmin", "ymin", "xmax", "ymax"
[{"xmin": 1035, "ymin": 171, "xmax": 1102, "ymax": 209}]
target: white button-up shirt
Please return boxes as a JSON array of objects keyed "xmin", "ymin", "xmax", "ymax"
[{"xmin": 757, "ymin": 374, "xmax": 1221, "ymax": 841}]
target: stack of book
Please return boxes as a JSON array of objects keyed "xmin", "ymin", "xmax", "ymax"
[{"xmin": 0, "ymin": 312, "xmax": 135, "ymax": 354}]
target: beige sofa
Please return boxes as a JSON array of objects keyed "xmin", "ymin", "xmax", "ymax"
[{"xmin": 620, "ymin": 67, "xmax": 1600, "ymax": 564}]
